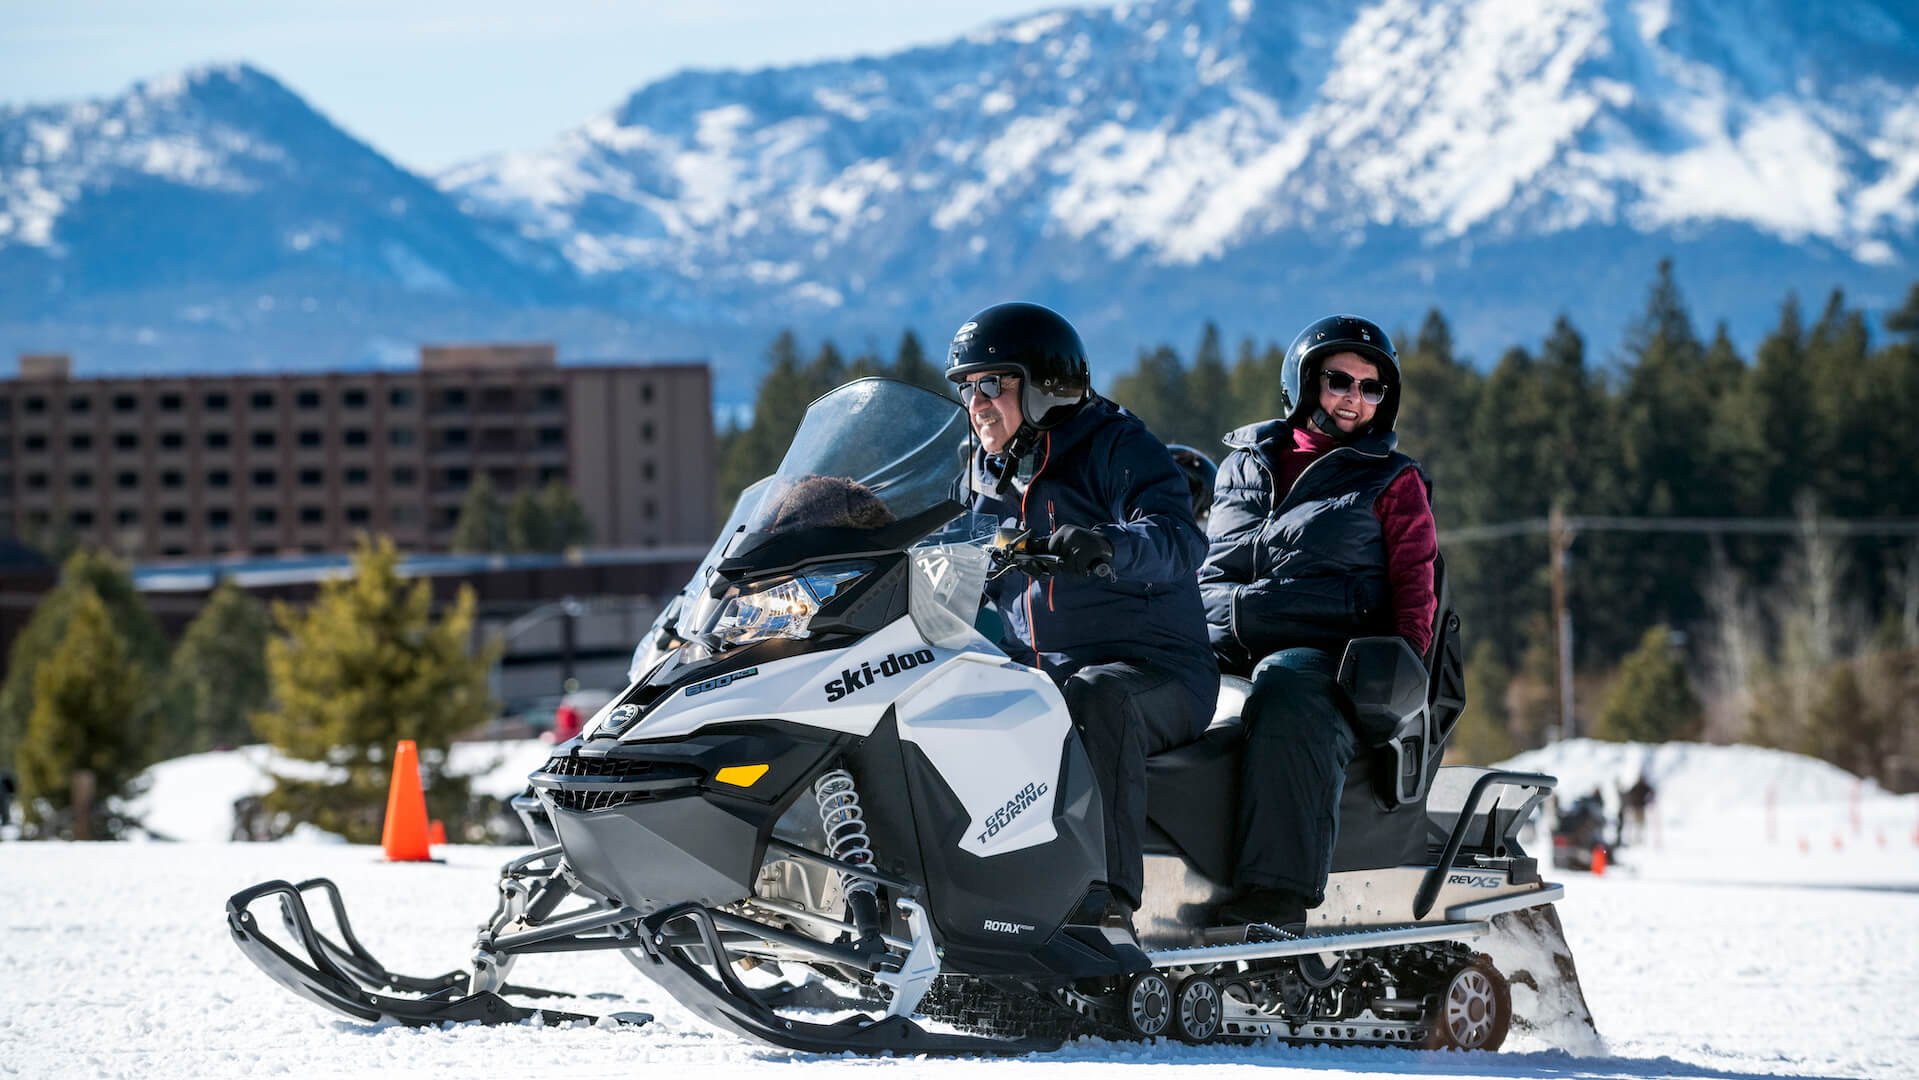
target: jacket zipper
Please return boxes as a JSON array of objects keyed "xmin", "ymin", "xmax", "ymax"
[{"xmin": 1020, "ymin": 433, "xmax": 1053, "ymax": 659}]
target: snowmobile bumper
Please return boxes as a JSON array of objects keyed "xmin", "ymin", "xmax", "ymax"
[
  {"xmin": 626, "ymin": 901, "xmax": 1059, "ymax": 1055},
  {"xmin": 225, "ymin": 877, "xmax": 632, "ymax": 1028}
]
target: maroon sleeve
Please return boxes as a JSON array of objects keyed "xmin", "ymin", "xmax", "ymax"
[{"xmin": 1373, "ymin": 469, "xmax": 1438, "ymax": 655}]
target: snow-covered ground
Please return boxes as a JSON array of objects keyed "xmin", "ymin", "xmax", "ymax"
[{"xmin": 5, "ymin": 740, "xmax": 1917, "ymax": 1079}]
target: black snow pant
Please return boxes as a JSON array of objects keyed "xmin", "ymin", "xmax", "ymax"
[
  {"xmin": 1061, "ymin": 660, "xmax": 1211, "ymax": 910},
  {"xmin": 1233, "ymin": 647, "xmax": 1356, "ymax": 906}
]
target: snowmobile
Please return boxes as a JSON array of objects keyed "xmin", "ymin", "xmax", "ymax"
[{"xmin": 227, "ymin": 378, "xmax": 1593, "ymax": 1053}]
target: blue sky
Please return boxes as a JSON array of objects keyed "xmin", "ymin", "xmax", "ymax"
[{"xmin": 2, "ymin": 0, "xmax": 1064, "ymax": 173}]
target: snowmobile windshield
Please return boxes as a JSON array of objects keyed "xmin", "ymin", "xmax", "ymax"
[
  {"xmin": 727, "ymin": 378, "xmax": 970, "ymax": 568},
  {"xmin": 628, "ymin": 476, "xmax": 775, "ymax": 681}
]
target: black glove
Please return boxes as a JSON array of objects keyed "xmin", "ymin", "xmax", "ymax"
[{"xmin": 1047, "ymin": 525, "xmax": 1116, "ymax": 578}]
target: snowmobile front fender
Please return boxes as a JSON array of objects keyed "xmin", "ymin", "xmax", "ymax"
[{"xmin": 225, "ymin": 878, "xmax": 620, "ymax": 1028}]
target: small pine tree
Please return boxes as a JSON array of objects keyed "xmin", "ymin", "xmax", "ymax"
[
  {"xmin": 891, "ymin": 329, "xmax": 948, "ymax": 396},
  {"xmin": 167, "ymin": 580, "xmax": 272, "ymax": 753},
  {"xmin": 538, "ymin": 480, "xmax": 592, "ymax": 550},
  {"xmin": 253, "ymin": 537, "xmax": 498, "ymax": 841},
  {"xmin": 2, "ymin": 549, "xmax": 175, "ymax": 770},
  {"xmin": 451, "ymin": 474, "xmax": 506, "ymax": 553},
  {"xmin": 1596, "ymin": 625, "xmax": 1703, "ymax": 743},
  {"xmin": 17, "ymin": 589, "xmax": 151, "ymax": 837},
  {"xmin": 506, "ymin": 489, "xmax": 549, "ymax": 554}
]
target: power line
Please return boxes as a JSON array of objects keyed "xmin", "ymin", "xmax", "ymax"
[{"xmin": 1441, "ymin": 516, "xmax": 1919, "ymax": 544}]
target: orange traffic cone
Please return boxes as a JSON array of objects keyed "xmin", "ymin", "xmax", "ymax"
[
  {"xmin": 1589, "ymin": 844, "xmax": 1607, "ymax": 875},
  {"xmin": 381, "ymin": 740, "xmax": 432, "ymax": 862},
  {"xmin": 427, "ymin": 819, "xmax": 448, "ymax": 846}
]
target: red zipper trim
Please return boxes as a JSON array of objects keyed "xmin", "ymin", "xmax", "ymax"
[{"xmin": 1020, "ymin": 432, "xmax": 1053, "ymax": 659}]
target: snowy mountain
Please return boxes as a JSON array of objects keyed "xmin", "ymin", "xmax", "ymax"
[
  {"xmin": 440, "ymin": 0, "xmax": 1919, "ymax": 354},
  {"xmin": 2, "ymin": 1, "xmax": 1915, "ymax": 381},
  {"xmin": 0, "ymin": 64, "xmax": 559, "ymax": 308}
]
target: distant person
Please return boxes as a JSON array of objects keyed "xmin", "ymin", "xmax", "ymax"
[{"xmin": 1199, "ymin": 314, "xmax": 1438, "ymax": 931}]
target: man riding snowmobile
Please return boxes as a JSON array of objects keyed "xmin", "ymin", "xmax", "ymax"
[{"xmin": 225, "ymin": 376, "xmax": 1593, "ymax": 1054}]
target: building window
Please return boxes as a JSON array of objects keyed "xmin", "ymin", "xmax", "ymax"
[
  {"xmin": 250, "ymin": 545, "xmax": 276, "ymax": 557},
  {"xmin": 345, "ymin": 506, "xmax": 370, "ymax": 525},
  {"xmin": 438, "ymin": 388, "xmax": 468, "ymax": 410},
  {"xmin": 641, "ymin": 421, "xmax": 655, "ymax": 443},
  {"xmin": 116, "ymin": 508, "xmax": 138, "ymax": 527},
  {"xmin": 0, "ymin": 398, "xmax": 11, "ymax": 421},
  {"xmin": 640, "ymin": 383, "xmax": 654, "ymax": 405},
  {"xmin": 204, "ymin": 392, "xmax": 229, "ymax": 411},
  {"xmin": 71, "ymin": 509, "xmax": 94, "ymax": 528},
  {"xmin": 537, "ymin": 385, "xmax": 563, "ymax": 408},
  {"xmin": 441, "ymin": 428, "xmax": 469, "ymax": 450},
  {"xmin": 69, "ymin": 433, "xmax": 92, "ymax": 451},
  {"xmin": 539, "ymin": 465, "xmax": 566, "ymax": 485},
  {"xmin": 116, "ymin": 471, "xmax": 138, "ymax": 489},
  {"xmin": 443, "ymin": 467, "xmax": 470, "ymax": 489},
  {"xmin": 25, "ymin": 395, "xmax": 47, "ymax": 415},
  {"xmin": 342, "ymin": 388, "xmax": 368, "ymax": 408},
  {"xmin": 343, "ymin": 428, "xmax": 368, "ymax": 447},
  {"xmin": 389, "ymin": 428, "xmax": 416, "ymax": 448},
  {"xmin": 251, "ymin": 390, "xmax": 275, "ymax": 410},
  {"xmin": 344, "ymin": 467, "xmax": 368, "ymax": 486},
  {"xmin": 113, "ymin": 393, "xmax": 138, "ymax": 413},
  {"xmin": 298, "ymin": 429, "xmax": 323, "ymax": 448},
  {"xmin": 24, "ymin": 434, "xmax": 46, "ymax": 452},
  {"xmin": 208, "ymin": 508, "xmax": 231, "ymax": 529},
  {"xmin": 252, "ymin": 430, "xmax": 276, "ymax": 449},
  {"xmin": 26, "ymin": 472, "xmax": 47, "ymax": 490},
  {"xmin": 209, "ymin": 470, "xmax": 231, "ymax": 488},
  {"xmin": 298, "ymin": 468, "xmax": 323, "ymax": 487},
  {"xmin": 537, "ymin": 426, "xmax": 565, "ymax": 447},
  {"xmin": 391, "ymin": 505, "xmax": 420, "ymax": 525},
  {"xmin": 114, "ymin": 432, "xmax": 138, "ymax": 451},
  {"xmin": 71, "ymin": 472, "xmax": 93, "ymax": 490},
  {"xmin": 391, "ymin": 466, "xmax": 417, "ymax": 486},
  {"xmin": 297, "ymin": 389, "xmax": 322, "ymax": 410},
  {"xmin": 252, "ymin": 469, "xmax": 277, "ymax": 488},
  {"xmin": 160, "ymin": 431, "xmax": 184, "ymax": 450},
  {"xmin": 163, "ymin": 508, "xmax": 187, "ymax": 527},
  {"xmin": 300, "ymin": 506, "xmax": 324, "ymax": 525},
  {"xmin": 158, "ymin": 393, "xmax": 182, "ymax": 412},
  {"xmin": 389, "ymin": 388, "xmax": 415, "ymax": 408},
  {"xmin": 68, "ymin": 395, "xmax": 92, "ymax": 414},
  {"xmin": 161, "ymin": 471, "xmax": 184, "ymax": 489},
  {"xmin": 480, "ymin": 428, "xmax": 516, "ymax": 452},
  {"xmin": 253, "ymin": 507, "xmax": 278, "ymax": 526},
  {"xmin": 642, "ymin": 461, "xmax": 656, "ymax": 481},
  {"xmin": 206, "ymin": 431, "xmax": 230, "ymax": 450},
  {"xmin": 480, "ymin": 387, "xmax": 516, "ymax": 412}
]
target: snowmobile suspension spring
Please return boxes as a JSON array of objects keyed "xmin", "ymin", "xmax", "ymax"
[{"xmin": 812, "ymin": 769, "xmax": 878, "ymax": 901}]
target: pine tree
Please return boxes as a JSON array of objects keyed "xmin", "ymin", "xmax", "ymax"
[
  {"xmin": 1596, "ymin": 625, "xmax": 1702, "ymax": 743},
  {"xmin": 891, "ymin": 330, "xmax": 948, "ymax": 396},
  {"xmin": 167, "ymin": 580, "xmax": 271, "ymax": 753},
  {"xmin": 506, "ymin": 489, "xmax": 549, "ymax": 553},
  {"xmin": 451, "ymin": 473, "xmax": 506, "ymax": 553},
  {"xmin": 1183, "ymin": 322, "xmax": 1231, "ymax": 455},
  {"xmin": 1394, "ymin": 309, "xmax": 1478, "ymax": 524},
  {"xmin": 1452, "ymin": 640, "xmax": 1517, "ymax": 765},
  {"xmin": 720, "ymin": 331, "xmax": 810, "ymax": 507},
  {"xmin": 1225, "ymin": 337, "xmax": 1285, "ymax": 433},
  {"xmin": 1886, "ymin": 282, "xmax": 1919, "ymax": 342},
  {"xmin": 1108, "ymin": 344, "xmax": 1191, "ymax": 445},
  {"xmin": 253, "ymin": 536, "xmax": 497, "ymax": 841},
  {"xmin": 538, "ymin": 480, "xmax": 592, "ymax": 550},
  {"xmin": 2, "ymin": 549, "xmax": 174, "ymax": 771},
  {"xmin": 17, "ymin": 588, "xmax": 151, "ymax": 837}
]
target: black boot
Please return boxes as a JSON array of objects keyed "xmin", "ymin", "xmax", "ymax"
[{"xmin": 1216, "ymin": 886, "xmax": 1309, "ymax": 932}]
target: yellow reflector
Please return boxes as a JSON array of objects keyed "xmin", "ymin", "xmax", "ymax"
[{"xmin": 714, "ymin": 764, "xmax": 770, "ymax": 788}]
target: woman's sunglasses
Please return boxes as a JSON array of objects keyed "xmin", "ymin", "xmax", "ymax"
[
  {"xmin": 957, "ymin": 372, "xmax": 1018, "ymax": 405},
  {"xmin": 1321, "ymin": 369, "xmax": 1390, "ymax": 405}
]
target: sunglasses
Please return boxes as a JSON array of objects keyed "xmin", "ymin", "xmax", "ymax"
[
  {"xmin": 957, "ymin": 372, "xmax": 1018, "ymax": 406},
  {"xmin": 1320, "ymin": 369, "xmax": 1390, "ymax": 405}
]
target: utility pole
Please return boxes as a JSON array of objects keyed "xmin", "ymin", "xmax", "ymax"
[{"xmin": 1549, "ymin": 504, "xmax": 1576, "ymax": 740}]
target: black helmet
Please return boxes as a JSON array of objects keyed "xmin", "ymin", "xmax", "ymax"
[
  {"xmin": 1166, "ymin": 444, "xmax": 1218, "ymax": 523},
  {"xmin": 1281, "ymin": 314, "xmax": 1402, "ymax": 435},
  {"xmin": 948, "ymin": 302, "xmax": 1090, "ymax": 455}
]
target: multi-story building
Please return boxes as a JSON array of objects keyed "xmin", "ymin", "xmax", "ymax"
[{"xmin": 0, "ymin": 346, "xmax": 714, "ymax": 560}]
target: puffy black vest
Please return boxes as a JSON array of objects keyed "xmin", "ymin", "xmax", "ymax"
[{"xmin": 1199, "ymin": 421, "xmax": 1425, "ymax": 672}]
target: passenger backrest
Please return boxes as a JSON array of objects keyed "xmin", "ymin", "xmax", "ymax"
[{"xmin": 1336, "ymin": 550, "xmax": 1464, "ymax": 808}]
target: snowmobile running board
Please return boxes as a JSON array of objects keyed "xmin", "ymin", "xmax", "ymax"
[
  {"xmin": 1147, "ymin": 918, "xmax": 1493, "ymax": 968},
  {"xmin": 225, "ymin": 878, "xmax": 651, "ymax": 1029}
]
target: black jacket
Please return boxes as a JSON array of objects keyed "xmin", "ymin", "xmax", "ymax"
[
  {"xmin": 966, "ymin": 396, "xmax": 1218, "ymax": 709},
  {"xmin": 1198, "ymin": 420, "xmax": 1423, "ymax": 674}
]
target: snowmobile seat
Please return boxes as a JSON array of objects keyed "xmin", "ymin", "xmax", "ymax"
[{"xmin": 1142, "ymin": 552, "xmax": 1464, "ymax": 884}]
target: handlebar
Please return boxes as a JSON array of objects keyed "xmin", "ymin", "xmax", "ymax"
[{"xmin": 986, "ymin": 530, "xmax": 1116, "ymax": 582}]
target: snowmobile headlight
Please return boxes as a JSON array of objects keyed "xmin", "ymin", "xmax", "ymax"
[{"xmin": 710, "ymin": 563, "xmax": 868, "ymax": 647}]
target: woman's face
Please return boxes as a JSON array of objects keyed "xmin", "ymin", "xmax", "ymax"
[{"xmin": 1317, "ymin": 351, "xmax": 1380, "ymax": 435}]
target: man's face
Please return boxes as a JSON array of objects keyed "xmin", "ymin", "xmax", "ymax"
[
  {"xmin": 1317, "ymin": 352, "xmax": 1382, "ymax": 435},
  {"xmin": 959, "ymin": 370, "xmax": 1025, "ymax": 455}
]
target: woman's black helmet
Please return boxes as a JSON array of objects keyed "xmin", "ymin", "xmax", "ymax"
[
  {"xmin": 1166, "ymin": 444, "xmax": 1218, "ymax": 524},
  {"xmin": 947, "ymin": 302, "xmax": 1091, "ymax": 455},
  {"xmin": 1281, "ymin": 314, "xmax": 1402, "ymax": 435}
]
